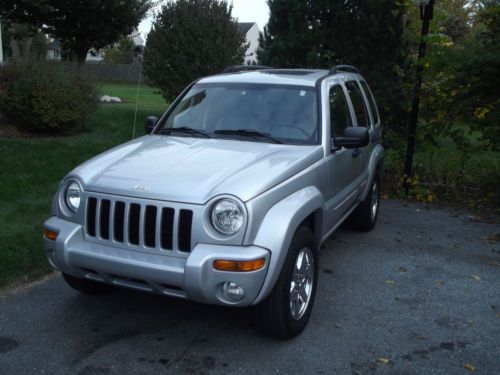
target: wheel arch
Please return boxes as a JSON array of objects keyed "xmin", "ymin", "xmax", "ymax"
[
  {"xmin": 360, "ymin": 144, "xmax": 384, "ymax": 200},
  {"xmin": 251, "ymin": 186, "xmax": 325, "ymax": 305}
]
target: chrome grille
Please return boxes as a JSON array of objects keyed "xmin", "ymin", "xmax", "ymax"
[{"xmin": 85, "ymin": 196, "xmax": 193, "ymax": 252}]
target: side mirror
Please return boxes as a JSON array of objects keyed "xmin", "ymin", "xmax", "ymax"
[
  {"xmin": 144, "ymin": 116, "xmax": 158, "ymax": 134},
  {"xmin": 334, "ymin": 127, "xmax": 369, "ymax": 149}
]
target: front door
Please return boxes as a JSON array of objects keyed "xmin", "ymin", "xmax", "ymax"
[{"xmin": 325, "ymin": 83, "xmax": 361, "ymax": 229}]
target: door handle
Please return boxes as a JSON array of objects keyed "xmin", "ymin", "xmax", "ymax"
[{"xmin": 352, "ymin": 149, "xmax": 361, "ymax": 158}]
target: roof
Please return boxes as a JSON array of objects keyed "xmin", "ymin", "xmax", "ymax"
[
  {"xmin": 199, "ymin": 68, "xmax": 363, "ymax": 87},
  {"xmin": 238, "ymin": 22, "xmax": 257, "ymax": 34}
]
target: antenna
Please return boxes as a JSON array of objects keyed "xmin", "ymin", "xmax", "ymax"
[{"xmin": 132, "ymin": 51, "xmax": 143, "ymax": 139}]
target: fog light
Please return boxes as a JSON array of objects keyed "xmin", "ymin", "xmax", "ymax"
[{"xmin": 219, "ymin": 282, "xmax": 245, "ymax": 302}]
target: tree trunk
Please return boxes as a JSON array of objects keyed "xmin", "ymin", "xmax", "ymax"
[{"xmin": 76, "ymin": 48, "xmax": 88, "ymax": 65}]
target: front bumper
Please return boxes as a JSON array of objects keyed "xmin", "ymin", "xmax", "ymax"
[{"xmin": 43, "ymin": 217, "xmax": 270, "ymax": 306}]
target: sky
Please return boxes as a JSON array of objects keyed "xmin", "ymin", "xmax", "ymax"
[{"xmin": 138, "ymin": 0, "xmax": 270, "ymax": 40}]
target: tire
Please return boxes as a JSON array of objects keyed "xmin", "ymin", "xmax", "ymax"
[
  {"xmin": 347, "ymin": 174, "xmax": 380, "ymax": 232},
  {"xmin": 253, "ymin": 226, "xmax": 318, "ymax": 339},
  {"xmin": 63, "ymin": 273, "xmax": 115, "ymax": 295}
]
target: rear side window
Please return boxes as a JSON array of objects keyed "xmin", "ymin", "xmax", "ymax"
[
  {"xmin": 329, "ymin": 85, "xmax": 353, "ymax": 137},
  {"xmin": 345, "ymin": 81, "xmax": 370, "ymax": 128},
  {"xmin": 361, "ymin": 81, "xmax": 379, "ymax": 124}
]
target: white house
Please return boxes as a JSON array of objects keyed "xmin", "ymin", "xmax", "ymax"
[
  {"xmin": 46, "ymin": 28, "xmax": 144, "ymax": 62},
  {"xmin": 238, "ymin": 22, "xmax": 260, "ymax": 64},
  {"xmin": 46, "ymin": 39, "xmax": 105, "ymax": 62}
]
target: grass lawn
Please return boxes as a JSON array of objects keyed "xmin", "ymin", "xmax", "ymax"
[{"xmin": 0, "ymin": 82, "xmax": 167, "ymax": 287}]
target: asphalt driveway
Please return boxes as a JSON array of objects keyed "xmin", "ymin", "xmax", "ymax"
[{"xmin": 0, "ymin": 199, "xmax": 499, "ymax": 375}]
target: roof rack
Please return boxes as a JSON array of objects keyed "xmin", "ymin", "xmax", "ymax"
[
  {"xmin": 329, "ymin": 65, "xmax": 360, "ymax": 75},
  {"xmin": 222, "ymin": 65, "xmax": 273, "ymax": 74}
]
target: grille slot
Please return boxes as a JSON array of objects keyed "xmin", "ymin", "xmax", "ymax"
[
  {"xmin": 85, "ymin": 195, "xmax": 193, "ymax": 252},
  {"xmin": 114, "ymin": 201, "xmax": 125, "ymax": 242},
  {"xmin": 87, "ymin": 197, "xmax": 97, "ymax": 237},
  {"xmin": 178, "ymin": 209, "xmax": 193, "ymax": 252},
  {"xmin": 144, "ymin": 205, "xmax": 157, "ymax": 248},
  {"xmin": 99, "ymin": 199, "xmax": 111, "ymax": 239},
  {"xmin": 129, "ymin": 203, "xmax": 141, "ymax": 245},
  {"xmin": 161, "ymin": 208, "xmax": 174, "ymax": 250}
]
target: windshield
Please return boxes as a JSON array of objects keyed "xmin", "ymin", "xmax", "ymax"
[{"xmin": 155, "ymin": 83, "xmax": 319, "ymax": 145}]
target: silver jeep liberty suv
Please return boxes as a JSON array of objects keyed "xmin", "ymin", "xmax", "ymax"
[{"xmin": 44, "ymin": 65, "xmax": 384, "ymax": 339}]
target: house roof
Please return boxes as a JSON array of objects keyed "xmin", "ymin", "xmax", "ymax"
[{"xmin": 238, "ymin": 22, "xmax": 256, "ymax": 34}]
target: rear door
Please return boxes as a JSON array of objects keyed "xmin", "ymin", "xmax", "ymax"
[
  {"xmin": 344, "ymin": 80, "xmax": 373, "ymax": 183},
  {"xmin": 359, "ymin": 80, "xmax": 382, "ymax": 172}
]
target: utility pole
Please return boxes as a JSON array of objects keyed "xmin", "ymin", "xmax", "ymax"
[{"xmin": 404, "ymin": 0, "xmax": 435, "ymax": 194}]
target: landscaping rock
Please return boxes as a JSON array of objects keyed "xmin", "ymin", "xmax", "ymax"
[{"xmin": 100, "ymin": 95, "xmax": 122, "ymax": 103}]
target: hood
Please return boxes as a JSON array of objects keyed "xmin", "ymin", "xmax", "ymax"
[{"xmin": 70, "ymin": 135, "xmax": 323, "ymax": 204}]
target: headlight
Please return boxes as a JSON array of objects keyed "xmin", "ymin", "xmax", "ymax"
[
  {"xmin": 211, "ymin": 198, "xmax": 244, "ymax": 235},
  {"xmin": 65, "ymin": 182, "xmax": 81, "ymax": 212}
]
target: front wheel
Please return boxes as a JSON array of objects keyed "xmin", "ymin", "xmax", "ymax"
[
  {"xmin": 347, "ymin": 175, "xmax": 380, "ymax": 231},
  {"xmin": 253, "ymin": 227, "xmax": 318, "ymax": 339}
]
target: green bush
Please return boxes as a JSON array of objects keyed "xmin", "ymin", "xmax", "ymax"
[{"xmin": 0, "ymin": 63, "xmax": 100, "ymax": 135}]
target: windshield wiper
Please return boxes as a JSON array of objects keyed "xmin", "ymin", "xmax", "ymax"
[
  {"xmin": 160, "ymin": 126, "xmax": 212, "ymax": 138},
  {"xmin": 214, "ymin": 129, "xmax": 282, "ymax": 144}
]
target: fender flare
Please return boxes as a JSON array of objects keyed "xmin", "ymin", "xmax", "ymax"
[
  {"xmin": 360, "ymin": 144, "xmax": 384, "ymax": 200},
  {"xmin": 251, "ymin": 186, "xmax": 325, "ymax": 304}
]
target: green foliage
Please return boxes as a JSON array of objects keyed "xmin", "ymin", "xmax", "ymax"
[
  {"xmin": 411, "ymin": 1, "xmax": 500, "ymax": 152},
  {"xmin": 0, "ymin": 82, "xmax": 166, "ymax": 287},
  {"xmin": 0, "ymin": 63, "xmax": 100, "ymax": 134},
  {"xmin": 103, "ymin": 37, "xmax": 135, "ymax": 64},
  {"xmin": 0, "ymin": 21, "xmax": 47, "ymax": 61},
  {"xmin": 258, "ymin": 0, "xmax": 411, "ymax": 133},
  {"xmin": 143, "ymin": 0, "xmax": 247, "ymax": 101},
  {"xmin": 0, "ymin": 0, "xmax": 151, "ymax": 63}
]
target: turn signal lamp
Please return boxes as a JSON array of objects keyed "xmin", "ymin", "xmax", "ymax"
[
  {"xmin": 44, "ymin": 229, "xmax": 58, "ymax": 241},
  {"xmin": 213, "ymin": 258, "xmax": 265, "ymax": 272}
]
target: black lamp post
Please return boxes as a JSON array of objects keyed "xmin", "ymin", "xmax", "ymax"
[{"xmin": 404, "ymin": 0, "xmax": 435, "ymax": 194}]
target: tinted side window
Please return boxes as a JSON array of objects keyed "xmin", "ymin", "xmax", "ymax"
[
  {"xmin": 361, "ymin": 81, "xmax": 379, "ymax": 124},
  {"xmin": 345, "ymin": 81, "xmax": 370, "ymax": 128},
  {"xmin": 329, "ymin": 85, "xmax": 353, "ymax": 137}
]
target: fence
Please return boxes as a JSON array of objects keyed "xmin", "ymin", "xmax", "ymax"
[{"xmin": 46, "ymin": 61, "xmax": 141, "ymax": 82}]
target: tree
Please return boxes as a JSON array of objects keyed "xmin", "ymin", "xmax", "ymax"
[
  {"xmin": 258, "ymin": 0, "xmax": 410, "ymax": 134},
  {"xmin": 449, "ymin": 2, "xmax": 500, "ymax": 150},
  {"xmin": 0, "ymin": 0, "xmax": 151, "ymax": 64},
  {"xmin": 143, "ymin": 0, "xmax": 247, "ymax": 100},
  {"xmin": 103, "ymin": 38, "xmax": 135, "ymax": 64}
]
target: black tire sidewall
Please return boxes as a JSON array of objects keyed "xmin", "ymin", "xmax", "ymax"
[
  {"xmin": 278, "ymin": 227, "xmax": 318, "ymax": 337},
  {"xmin": 369, "ymin": 175, "xmax": 380, "ymax": 226}
]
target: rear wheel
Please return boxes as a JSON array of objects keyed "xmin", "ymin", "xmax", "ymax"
[
  {"xmin": 347, "ymin": 175, "xmax": 380, "ymax": 231},
  {"xmin": 253, "ymin": 227, "xmax": 318, "ymax": 339},
  {"xmin": 63, "ymin": 273, "xmax": 115, "ymax": 295}
]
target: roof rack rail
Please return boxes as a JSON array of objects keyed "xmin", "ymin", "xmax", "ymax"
[
  {"xmin": 329, "ymin": 65, "xmax": 360, "ymax": 75},
  {"xmin": 222, "ymin": 65, "xmax": 273, "ymax": 74}
]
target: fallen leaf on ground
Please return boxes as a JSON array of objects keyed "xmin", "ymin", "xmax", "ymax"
[
  {"xmin": 489, "ymin": 261, "xmax": 500, "ymax": 267},
  {"xmin": 334, "ymin": 324, "xmax": 341, "ymax": 328},
  {"xmin": 435, "ymin": 280, "xmax": 445, "ymax": 288},
  {"xmin": 470, "ymin": 275, "xmax": 481, "ymax": 281},
  {"xmin": 463, "ymin": 363, "xmax": 475, "ymax": 371},
  {"xmin": 377, "ymin": 358, "xmax": 390, "ymax": 364},
  {"xmin": 495, "ymin": 312, "xmax": 500, "ymax": 318},
  {"xmin": 384, "ymin": 280, "xmax": 396, "ymax": 285},
  {"xmin": 399, "ymin": 266, "xmax": 408, "ymax": 272},
  {"xmin": 483, "ymin": 233, "xmax": 500, "ymax": 243},
  {"xmin": 416, "ymin": 335, "xmax": 427, "ymax": 340}
]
